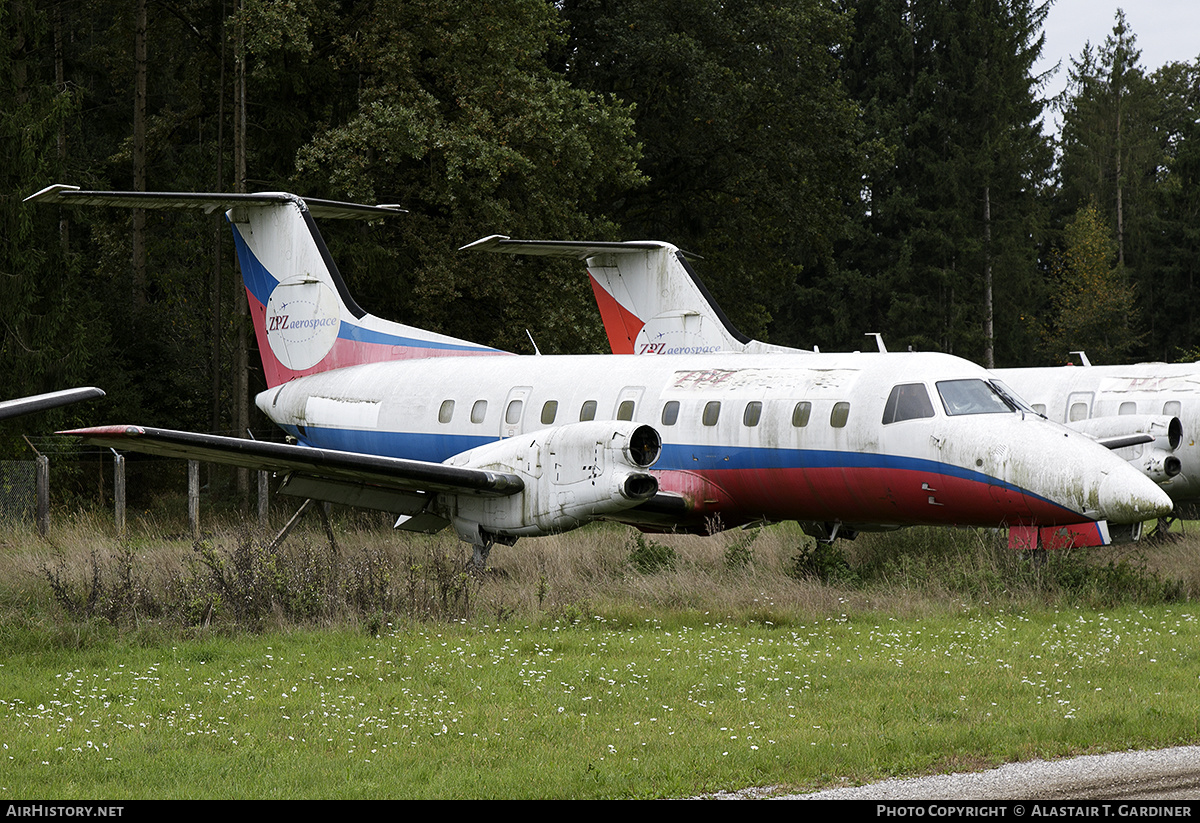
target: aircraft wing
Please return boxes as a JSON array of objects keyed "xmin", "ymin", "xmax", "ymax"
[
  {"xmin": 60, "ymin": 426, "xmax": 523, "ymax": 523},
  {"xmin": 0, "ymin": 387, "xmax": 105, "ymax": 422},
  {"xmin": 1095, "ymin": 434, "xmax": 1155, "ymax": 451}
]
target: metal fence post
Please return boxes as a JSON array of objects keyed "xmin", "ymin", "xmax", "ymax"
[
  {"xmin": 112, "ymin": 450, "xmax": 125, "ymax": 538},
  {"xmin": 188, "ymin": 459, "xmax": 200, "ymax": 539},
  {"xmin": 258, "ymin": 470, "xmax": 269, "ymax": 528},
  {"xmin": 36, "ymin": 454, "xmax": 49, "ymax": 537}
]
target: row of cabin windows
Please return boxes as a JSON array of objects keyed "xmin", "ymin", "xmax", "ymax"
[
  {"xmin": 438, "ymin": 380, "xmax": 1102, "ymax": 429},
  {"xmin": 665, "ymin": 400, "xmax": 852, "ymax": 428},
  {"xmin": 436, "ymin": 397, "xmax": 852, "ymax": 429},
  {"xmin": 437, "ymin": 397, "xmax": 632, "ymax": 426},
  {"xmin": 665, "ymin": 399, "xmax": 848, "ymax": 429},
  {"xmin": 1057, "ymin": 399, "xmax": 1182, "ymax": 422}
]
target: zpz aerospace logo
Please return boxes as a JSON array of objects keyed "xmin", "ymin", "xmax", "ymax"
[{"xmin": 265, "ymin": 275, "xmax": 341, "ymax": 370}]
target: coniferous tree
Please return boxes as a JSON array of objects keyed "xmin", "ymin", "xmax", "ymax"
[
  {"xmin": 558, "ymin": 0, "xmax": 865, "ymax": 345},
  {"xmin": 1058, "ymin": 11, "xmax": 1159, "ymax": 261},
  {"xmin": 1139, "ymin": 58, "xmax": 1200, "ymax": 359},
  {"xmin": 839, "ymin": 0, "xmax": 1052, "ymax": 365},
  {"xmin": 0, "ymin": 0, "xmax": 106, "ymax": 456}
]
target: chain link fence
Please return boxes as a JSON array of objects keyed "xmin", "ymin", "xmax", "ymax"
[{"xmin": 0, "ymin": 460, "xmax": 36, "ymax": 523}]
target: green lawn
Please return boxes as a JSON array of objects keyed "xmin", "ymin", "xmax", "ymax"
[{"xmin": 3, "ymin": 606, "xmax": 1197, "ymax": 798}]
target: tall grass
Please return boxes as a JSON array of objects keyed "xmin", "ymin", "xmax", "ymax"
[
  {"xmin": 2, "ymin": 507, "xmax": 1199, "ymax": 797},
  {"xmin": 3, "ymin": 507, "xmax": 1195, "ymax": 635}
]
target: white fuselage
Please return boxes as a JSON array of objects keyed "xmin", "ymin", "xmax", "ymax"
[{"xmin": 258, "ymin": 350, "xmax": 1170, "ymax": 532}]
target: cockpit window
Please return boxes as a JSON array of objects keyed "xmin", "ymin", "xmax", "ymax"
[
  {"xmin": 990, "ymin": 379, "xmax": 1037, "ymax": 414},
  {"xmin": 936, "ymin": 379, "xmax": 1015, "ymax": 416},
  {"xmin": 882, "ymin": 383, "xmax": 935, "ymax": 424}
]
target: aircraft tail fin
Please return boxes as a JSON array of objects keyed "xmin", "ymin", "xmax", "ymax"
[
  {"xmin": 28, "ymin": 185, "xmax": 506, "ymax": 387},
  {"xmin": 463, "ymin": 236, "xmax": 799, "ymax": 355}
]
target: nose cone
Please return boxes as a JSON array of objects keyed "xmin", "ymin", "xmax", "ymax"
[
  {"xmin": 948, "ymin": 416, "xmax": 1175, "ymax": 527},
  {"xmin": 1097, "ymin": 468, "xmax": 1174, "ymax": 524}
]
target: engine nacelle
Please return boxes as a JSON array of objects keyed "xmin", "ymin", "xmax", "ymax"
[
  {"xmin": 1070, "ymin": 414, "xmax": 1182, "ymax": 451},
  {"xmin": 436, "ymin": 420, "xmax": 661, "ymax": 541},
  {"xmin": 1140, "ymin": 448, "xmax": 1183, "ymax": 482},
  {"xmin": 1069, "ymin": 414, "xmax": 1183, "ymax": 485}
]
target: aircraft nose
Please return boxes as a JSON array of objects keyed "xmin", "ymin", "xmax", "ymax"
[{"xmin": 1096, "ymin": 469, "xmax": 1174, "ymax": 524}]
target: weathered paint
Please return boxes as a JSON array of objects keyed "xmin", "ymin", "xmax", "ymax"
[
  {"xmin": 231, "ymin": 201, "xmax": 507, "ymax": 387},
  {"xmin": 486, "ymin": 238, "xmax": 1200, "ymax": 518},
  {"xmin": 257, "ymin": 351, "xmax": 1172, "ymax": 536},
  {"xmin": 31, "ymin": 188, "xmax": 1176, "ymax": 551},
  {"xmin": 1001, "ymin": 364, "xmax": 1200, "ymax": 511}
]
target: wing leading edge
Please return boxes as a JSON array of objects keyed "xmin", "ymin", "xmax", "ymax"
[{"xmin": 61, "ymin": 425, "xmax": 524, "ymax": 529}]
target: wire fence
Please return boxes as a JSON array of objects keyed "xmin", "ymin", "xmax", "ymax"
[{"xmin": 0, "ymin": 460, "xmax": 36, "ymax": 523}]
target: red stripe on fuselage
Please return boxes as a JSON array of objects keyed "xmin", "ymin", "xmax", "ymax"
[{"xmin": 657, "ymin": 466, "xmax": 1085, "ymax": 529}]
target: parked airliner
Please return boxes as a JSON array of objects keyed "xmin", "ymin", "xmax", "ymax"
[
  {"xmin": 27, "ymin": 186, "xmax": 1171, "ymax": 563},
  {"xmin": 466, "ymin": 236, "xmax": 1197, "ymax": 536}
]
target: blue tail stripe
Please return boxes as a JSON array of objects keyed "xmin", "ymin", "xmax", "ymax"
[{"xmin": 337, "ymin": 323, "xmax": 501, "ymax": 353}]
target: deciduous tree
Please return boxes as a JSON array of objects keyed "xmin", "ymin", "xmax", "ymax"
[{"xmin": 1038, "ymin": 201, "xmax": 1140, "ymax": 364}]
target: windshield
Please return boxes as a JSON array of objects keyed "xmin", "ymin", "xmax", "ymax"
[
  {"xmin": 989, "ymin": 379, "xmax": 1039, "ymax": 415},
  {"xmin": 935, "ymin": 379, "xmax": 1016, "ymax": 416}
]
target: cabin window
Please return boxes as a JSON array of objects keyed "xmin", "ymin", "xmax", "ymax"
[
  {"xmin": 505, "ymin": 399, "xmax": 524, "ymax": 425},
  {"xmin": 792, "ymin": 401, "xmax": 812, "ymax": 427},
  {"xmin": 936, "ymin": 379, "xmax": 1013, "ymax": 416},
  {"xmin": 580, "ymin": 400, "xmax": 597, "ymax": 421},
  {"xmin": 541, "ymin": 401, "xmax": 558, "ymax": 425},
  {"xmin": 743, "ymin": 401, "xmax": 762, "ymax": 427},
  {"xmin": 470, "ymin": 399, "xmax": 488, "ymax": 424},
  {"xmin": 1119, "ymin": 402, "xmax": 1137, "ymax": 415},
  {"xmin": 661, "ymin": 400, "xmax": 680, "ymax": 426},
  {"xmin": 1069, "ymin": 402, "xmax": 1089, "ymax": 422},
  {"xmin": 882, "ymin": 383, "xmax": 935, "ymax": 424},
  {"xmin": 830, "ymin": 402, "xmax": 850, "ymax": 428},
  {"xmin": 438, "ymin": 400, "xmax": 455, "ymax": 424},
  {"xmin": 617, "ymin": 400, "xmax": 636, "ymax": 421},
  {"xmin": 1165, "ymin": 400, "xmax": 1181, "ymax": 418},
  {"xmin": 703, "ymin": 401, "xmax": 721, "ymax": 426}
]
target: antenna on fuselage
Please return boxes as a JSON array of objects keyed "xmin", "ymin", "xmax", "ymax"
[
  {"xmin": 1070, "ymin": 351, "xmax": 1092, "ymax": 367},
  {"xmin": 526, "ymin": 329, "xmax": 542, "ymax": 356},
  {"xmin": 866, "ymin": 333, "xmax": 887, "ymax": 353}
]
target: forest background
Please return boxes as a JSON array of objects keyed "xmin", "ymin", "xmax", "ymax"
[{"xmin": 3, "ymin": 0, "xmax": 1199, "ymax": 501}]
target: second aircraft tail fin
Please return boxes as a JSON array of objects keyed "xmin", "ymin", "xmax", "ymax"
[{"xmin": 463, "ymin": 235, "xmax": 800, "ymax": 355}]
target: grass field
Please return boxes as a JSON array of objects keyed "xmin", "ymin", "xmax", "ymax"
[{"xmin": 1, "ymin": 510, "xmax": 1198, "ymax": 798}]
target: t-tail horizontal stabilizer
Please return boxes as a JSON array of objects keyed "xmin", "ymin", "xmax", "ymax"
[{"xmin": 28, "ymin": 185, "xmax": 508, "ymax": 387}]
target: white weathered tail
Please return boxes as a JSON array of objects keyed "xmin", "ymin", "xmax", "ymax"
[{"xmin": 27, "ymin": 185, "xmax": 507, "ymax": 388}]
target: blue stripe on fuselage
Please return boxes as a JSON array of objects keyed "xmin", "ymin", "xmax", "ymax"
[
  {"xmin": 286, "ymin": 425, "xmax": 494, "ymax": 464},
  {"xmin": 286, "ymin": 424, "xmax": 1034, "ymax": 497}
]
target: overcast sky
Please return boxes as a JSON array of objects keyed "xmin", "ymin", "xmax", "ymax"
[{"xmin": 1035, "ymin": 0, "xmax": 1200, "ymax": 131}]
